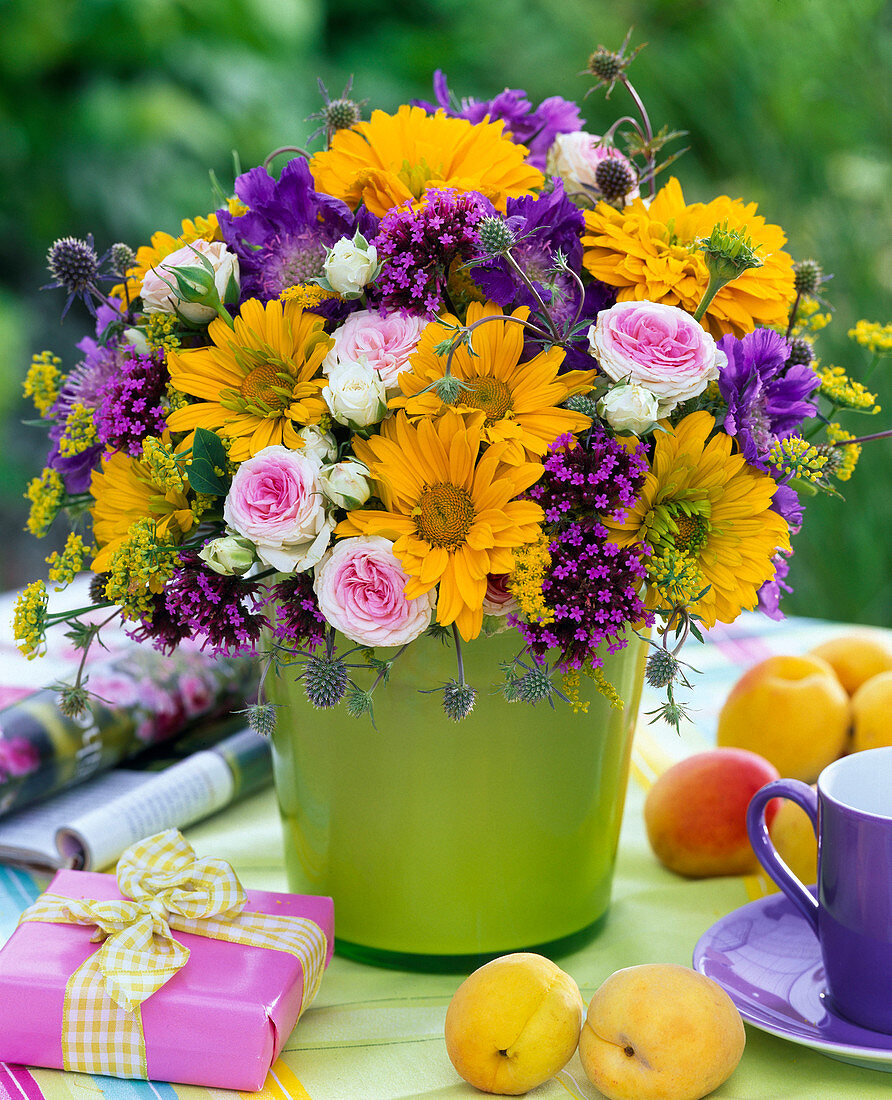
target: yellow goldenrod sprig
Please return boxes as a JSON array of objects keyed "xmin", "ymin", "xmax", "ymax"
[
  {"xmin": 45, "ymin": 532, "xmax": 91, "ymax": 589},
  {"xmin": 23, "ymin": 351, "xmax": 63, "ymax": 416},
  {"xmin": 768, "ymin": 436, "xmax": 829, "ymax": 483},
  {"xmin": 819, "ymin": 424, "xmax": 861, "ymax": 482},
  {"xmin": 103, "ymin": 517, "xmax": 179, "ymax": 620},
  {"xmin": 508, "ymin": 536, "xmax": 554, "ymax": 625},
  {"xmin": 13, "ymin": 580, "xmax": 49, "ymax": 659},
  {"xmin": 25, "ymin": 467, "xmax": 66, "ymax": 537},
  {"xmin": 817, "ymin": 365, "xmax": 880, "ymax": 414},
  {"xmin": 849, "ymin": 319, "xmax": 892, "ymax": 355},
  {"xmin": 57, "ymin": 402, "xmax": 99, "ymax": 457},
  {"xmin": 141, "ymin": 436, "xmax": 186, "ymax": 492}
]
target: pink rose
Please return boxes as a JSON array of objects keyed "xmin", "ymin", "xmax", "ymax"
[
  {"xmin": 324, "ymin": 309, "xmax": 428, "ymax": 393},
  {"xmin": 0, "ymin": 736, "xmax": 40, "ymax": 779},
  {"xmin": 224, "ymin": 445, "xmax": 334, "ymax": 572},
  {"xmin": 314, "ymin": 537, "xmax": 435, "ymax": 647},
  {"xmin": 546, "ymin": 132, "xmax": 639, "ymax": 206},
  {"xmin": 588, "ymin": 301, "xmax": 726, "ymax": 413},
  {"xmin": 482, "ymin": 574, "xmax": 518, "ymax": 618}
]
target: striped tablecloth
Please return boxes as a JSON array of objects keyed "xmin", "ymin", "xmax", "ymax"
[{"xmin": 2, "ymin": 612, "xmax": 890, "ymax": 1100}]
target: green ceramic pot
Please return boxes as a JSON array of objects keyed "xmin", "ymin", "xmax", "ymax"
[{"xmin": 267, "ymin": 625, "xmax": 646, "ymax": 970}]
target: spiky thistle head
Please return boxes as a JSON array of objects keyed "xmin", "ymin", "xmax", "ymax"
[
  {"xmin": 595, "ymin": 156, "xmax": 638, "ymax": 203},
  {"xmin": 109, "ymin": 242, "xmax": 136, "ymax": 277},
  {"xmin": 787, "ymin": 336, "xmax": 814, "ymax": 367},
  {"xmin": 514, "ymin": 665, "xmax": 556, "ymax": 705},
  {"xmin": 793, "ymin": 258, "xmax": 825, "ymax": 297},
  {"xmin": 442, "ymin": 679, "xmax": 477, "ymax": 721},
  {"xmin": 239, "ymin": 701, "xmax": 279, "ymax": 737},
  {"xmin": 345, "ymin": 683, "xmax": 374, "ymax": 719},
  {"xmin": 55, "ymin": 681, "xmax": 91, "ymax": 719},
  {"xmin": 585, "ymin": 29, "xmax": 645, "ymax": 97},
  {"xmin": 47, "ymin": 236, "xmax": 100, "ymax": 293},
  {"xmin": 645, "ymin": 648, "xmax": 680, "ymax": 690},
  {"xmin": 303, "ymin": 654, "xmax": 349, "ymax": 708},
  {"xmin": 476, "ymin": 215, "xmax": 517, "ymax": 256}
]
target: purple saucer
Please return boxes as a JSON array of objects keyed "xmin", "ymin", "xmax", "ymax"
[{"xmin": 693, "ymin": 891, "xmax": 892, "ymax": 1072}]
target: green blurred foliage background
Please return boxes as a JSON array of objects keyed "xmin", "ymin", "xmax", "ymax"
[{"xmin": 1, "ymin": 0, "xmax": 889, "ymax": 622}]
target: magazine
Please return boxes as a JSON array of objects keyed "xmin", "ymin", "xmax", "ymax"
[
  {"xmin": 0, "ymin": 583, "xmax": 258, "ymax": 818},
  {"xmin": 0, "ymin": 725, "xmax": 271, "ymax": 872}
]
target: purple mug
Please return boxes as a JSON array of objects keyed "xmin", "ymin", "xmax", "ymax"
[{"xmin": 747, "ymin": 744, "xmax": 892, "ymax": 1034}]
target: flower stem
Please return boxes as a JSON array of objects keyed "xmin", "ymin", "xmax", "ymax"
[
  {"xmin": 830, "ymin": 427, "xmax": 892, "ymax": 447},
  {"xmin": 452, "ymin": 624, "xmax": 466, "ymax": 685},
  {"xmin": 503, "ymin": 253, "xmax": 562, "ymax": 343},
  {"xmin": 262, "ymin": 145, "xmax": 313, "ymax": 171},
  {"xmin": 621, "ymin": 76, "xmax": 656, "ymax": 198},
  {"xmin": 692, "ymin": 272, "xmax": 725, "ymax": 323}
]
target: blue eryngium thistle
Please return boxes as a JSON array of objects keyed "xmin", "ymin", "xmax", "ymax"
[
  {"xmin": 442, "ymin": 679, "xmax": 477, "ymax": 721},
  {"xmin": 645, "ymin": 648, "xmax": 680, "ymax": 690},
  {"xmin": 239, "ymin": 701, "xmax": 279, "ymax": 737},
  {"xmin": 304, "ymin": 654, "xmax": 349, "ymax": 708},
  {"xmin": 476, "ymin": 215, "xmax": 517, "ymax": 256},
  {"xmin": 45, "ymin": 235, "xmax": 107, "ymax": 317}
]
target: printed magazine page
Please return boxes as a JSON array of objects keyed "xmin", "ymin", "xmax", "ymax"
[{"xmin": 0, "ymin": 726, "xmax": 270, "ymax": 872}]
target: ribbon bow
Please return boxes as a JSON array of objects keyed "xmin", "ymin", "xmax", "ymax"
[{"xmin": 18, "ymin": 830, "xmax": 327, "ymax": 1079}]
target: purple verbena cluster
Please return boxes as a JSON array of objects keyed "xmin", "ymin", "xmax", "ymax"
[
  {"xmin": 94, "ymin": 350, "xmax": 169, "ymax": 456},
  {"xmin": 134, "ymin": 555, "xmax": 266, "ymax": 656},
  {"xmin": 528, "ymin": 428, "xmax": 648, "ymax": 524},
  {"xmin": 517, "ymin": 429, "xmax": 652, "ymax": 669},
  {"xmin": 266, "ymin": 573, "xmax": 326, "ymax": 653},
  {"xmin": 373, "ymin": 189, "xmax": 491, "ymax": 315}
]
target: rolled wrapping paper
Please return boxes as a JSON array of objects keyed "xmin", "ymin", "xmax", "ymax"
[
  {"xmin": 0, "ymin": 645, "xmax": 257, "ymax": 817},
  {"xmin": 12, "ymin": 830, "xmax": 329, "ymax": 1080}
]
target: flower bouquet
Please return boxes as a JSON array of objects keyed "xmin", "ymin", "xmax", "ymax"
[{"xmin": 15, "ymin": 36, "xmax": 888, "ymax": 961}]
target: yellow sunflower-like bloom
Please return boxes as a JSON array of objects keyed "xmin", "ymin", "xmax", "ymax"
[
  {"xmin": 337, "ymin": 409, "xmax": 544, "ymax": 641},
  {"xmin": 581, "ymin": 178, "xmax": 795, "ymax": 338},
  {"xmin": 165, "ymin": 298, "xmax": 332, "ymax": 462},
  {"xmin": 391, "ymin": 301, "xmax": 595, "ymax": 463},
  {"xmin": 604, "ymin": 411, "xmax": 790, "ymax": 628},
  {"xmin": 310, "ymin": 105, "xmax": 544, "ymax": 217},
  {"xmin": 90, "ymin": 447, "xmax": 195, "ymax": 574},
  {"xmin": 113, "ymin": 213, "xmax": 222, "ymax": 306}
]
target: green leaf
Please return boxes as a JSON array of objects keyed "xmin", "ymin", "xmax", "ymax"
[
  {"xmin": 187, "ymin": 458, "xmax": 228, "ymax": 495},
  {"xmin": 193, "ymin": 426, "xmax": 229, "ymax": 470}
]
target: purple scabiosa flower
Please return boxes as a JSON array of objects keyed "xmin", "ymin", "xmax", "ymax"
[
  {"xmin": 757, "ymin": 551, "xmax": 793, "ymax": 621},
  {"xmin": 374, "ymin": 189, "xmax": 491, "ymax": 315},
  {"xmin": 415, "ymin": 71, "xmax": 583, "ymax": 169},
  {"xmin": 135, "ymin": 555, "xmax": 266, "ymax": 656},
  {"xmin": 771, "ymin": 482, "xmax": 804, "ymax": 536},
  {"xmin": 516, "ymin": 429, "xmax": 652, "ymax": 669},
  {"xmin": 472, "ymin": 182, "xmax": 614, "ymax": 367},
  {"xmin": 717, "ymin": 328, "xmax": 820, "ymax": 469},
  {"xmin": 216, "ymin": 157, "xmax": 376, "ymax": 310},
  {"xmin": 265, "ymin": 573, "xmax": 326, "ymax": 653},
  {"xmin": 46, "ymin": 302, "xmax": 133, "ymax": 492},
  {"xmin": 94, "ymin": 350, "xmax": 169, "ymax": 456}
]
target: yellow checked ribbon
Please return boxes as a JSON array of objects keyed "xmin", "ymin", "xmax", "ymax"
[{"xmin": 17, "ymin": 829, "xmax": 328, "ymax": 1079}]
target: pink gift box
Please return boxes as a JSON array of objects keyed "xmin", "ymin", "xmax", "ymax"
[{"xmin": 0, "ymin": 869, "xmax": 334, "ymax": 1091}]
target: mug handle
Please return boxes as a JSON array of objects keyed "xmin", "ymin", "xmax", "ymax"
[{"xmin": 747, "ymin": 779, "xmax": 819, "ymax": 934}]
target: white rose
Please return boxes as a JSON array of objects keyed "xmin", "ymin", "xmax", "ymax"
[
  {"xmin": 223, "ymin": 445, "xmax": 333, "ymax": 573},
  {"xmin": 140, "ymin": 240, "xmax": 239, "ymax": 324},
  {"xmin": 198, "ymin": 535, "xmax": 256, "ymax": 576},
  {"xmin": 323, "ymin": 235, "xmax": 379, "ymax": 297},
  {"xmin": 319, "ymin": 460, "xmax": 372, "ymax": 510},
  {"xmin": 324, "ymin": 360, "xmax": 388, "ymax": 428},
  {"xmin": 295, "ymin": 425, "xmax": 339, "ymax": 465},
  {"xmin": 597, "ymin": 383, "xmax": 660, "ymax": 435}
]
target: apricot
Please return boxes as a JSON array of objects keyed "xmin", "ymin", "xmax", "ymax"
[
  {"xmin": 809, "ymin": 633, "xmax": 892, "ymax": 696},
  {"xmin": 716, "ymin": 654, "xmax": 850, "ymax": 782},
  {"xmin": 644, "ymin": 748, "xmax": 780, "ymax": 878},
  {"xmin": 578, "ymin": 964, "xmax": 745, "ymax": 1100},
  {"xmin": 851, "ymin": 670, "xmax": 892, "ymax": 753}
]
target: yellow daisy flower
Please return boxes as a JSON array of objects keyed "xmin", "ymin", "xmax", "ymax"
[
  {"xmin": 391, "ymin": 301, "xmax": 595, "ymax": 463},
  {"xmin": 337, "ymin": 409, "xmax": 544, "ymax": 641},
  {"xmin": 604, "ymin": 411, "xmax": 790, "ymax": 628},
  {"xmin": 113, "ymin": 213, "xmax": 222, "ymax": 306},
  {"xmin": 165, "ymin": 298, "xmax": 332, "ymax": 462},
  {"xmin": 90, "ymin": 447, "xmax": 195, "ymax": 574},
  {"xmin": 310, "ymin": 105, "xmax": 544, "ymax": 217},
  {"xmin": 581, "ymin": 178, "xmax": 795, "ymax": 338}
]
